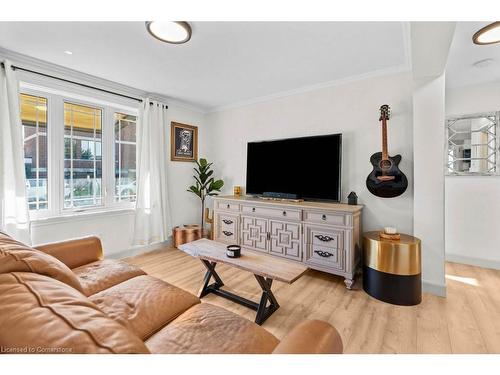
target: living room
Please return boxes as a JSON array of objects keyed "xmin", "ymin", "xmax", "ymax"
[{"xmin": 1, "ymin": 1, "xmax": 499, "ymax": 373}]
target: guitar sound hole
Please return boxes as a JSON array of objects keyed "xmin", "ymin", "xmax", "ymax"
[{"xmin": 379, "ymin": 159, "xmax": 393, "ymax": 170}]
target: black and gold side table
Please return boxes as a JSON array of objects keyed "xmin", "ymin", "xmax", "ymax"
[{"xmin": 363, "ymin": 231, "xmax": 422, "ymax": 306}]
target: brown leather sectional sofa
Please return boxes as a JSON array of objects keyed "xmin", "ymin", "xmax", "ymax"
[{"xmin": 0, "ymin": 232, "xmax": 343, "ymax": 354}]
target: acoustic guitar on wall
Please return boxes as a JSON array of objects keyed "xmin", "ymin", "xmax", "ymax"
[{"xmin": 366, "ymin": 104, "xmax": 408, "ymax": 198}]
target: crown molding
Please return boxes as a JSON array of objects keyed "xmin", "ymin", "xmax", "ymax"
[
  {"xmin": 207, "ymin": 63, "xmax": 411, "ymax": 114},
  {"xmin": 0, "ymin": 47, "xmax": 206, "ymax": 114}
]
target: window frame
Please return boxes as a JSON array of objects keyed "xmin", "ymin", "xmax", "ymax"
[
  {"xmin": 19, "ymin": 85, "xmax": 138, "ymax": 221},
  {"xmin": 113, "ymin": 111, "xmax": 138, "ymax": 204}
]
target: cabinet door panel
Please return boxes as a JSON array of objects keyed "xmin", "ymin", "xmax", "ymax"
[
  {"xmin": 241, "ymin": 216, "xmax": 268, "ymax": 252},
  {"xmin": 269, "ymin": 220, "xmax": 301, "ymax": 260}
]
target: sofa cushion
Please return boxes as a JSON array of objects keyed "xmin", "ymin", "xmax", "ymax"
[
  {"xmin": 35, "ymin": 236, "xmax": 103, "ymax": 269},
  {"xmin": 72, "ymin": 259, "xmax": 146, "ymax": 296},
  {"xmin": 0, "ymin": 233, "xmax": 83, "ymax": 292},
  {"xmin": 90, "ymin": 275, "xmax": 200, "ymax": 340},
  {"xmin": 145, "ymin": 302, "xmax": 280, "ymax": 354},
  {"xmin": 0, "ymin": 272, "xmax": 149, "ymax": 354}
]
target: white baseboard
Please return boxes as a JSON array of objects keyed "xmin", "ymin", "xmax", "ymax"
[
  {"xmin": 446, "ymin": 253, "xmax": 500, "ymax": 271},
  {"xmin": 422, "ymin": 280, "xmax": 447, "ymax": 297},
  {"xmin": 109, "ymin": 239, "xmax": 172, "ymax": 260}
]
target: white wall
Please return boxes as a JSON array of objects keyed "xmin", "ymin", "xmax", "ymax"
[
  {"xmin": 32, "ymin": 103, "xmax": 208, "ymax": 256},
  {"xmin": 206, "ymin": 72, "xmax": 414, "ymax": 235},
  {"xmin": 445, "ymin": 80, "xmax": 500, "ymax": 269},
  {"xmin": 413, "ymin": 74, "xmax": 446, "ymax": 296}
]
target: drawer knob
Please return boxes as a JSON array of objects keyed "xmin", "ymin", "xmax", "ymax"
[
  {"xmin": 315, "ymin": 234, "xmax": 334, "ymax": 242},
  {"xmin": 282, "ymin": 211, "xmax": 287, "ymax": 216},
  {"xmin": 222, "ymin": 231, "xmax": 233, "ymax": 237},
  {"xmin": 222, "ymin": 219, "xmax": 233, "ymax": 225},
  {"xmin": 252, "ymin": 207, "xmax": 256, "ymax": 212},
  {"xmin": 227, "ymin": 204, "xmax": 230, "ymax": 209},
  {"xmin": 314, "ymin": 250, "xmax": 333, "ymax": 258},
  {"xmin": 321, "ymin": 214, "xmax": 327, "ymax": 221}
]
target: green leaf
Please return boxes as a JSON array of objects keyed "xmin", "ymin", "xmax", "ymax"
[
  {"xmin": 203, "ymin": 177, "xmax": 214, "ymax": 189},
  {"xmin": 193, "ymin": 175, "xmax": 202, "ymax": 186},
  {"xmin": 187, "ymin": 185, "xmax": 201, "ymax": 197},
  {"xmin": 200, "ymin": 158, "xmax": 207, "ymax": 167},
  {"xmin": 211, "ymin": 179, "xmax": 224, "ymax": 190}
]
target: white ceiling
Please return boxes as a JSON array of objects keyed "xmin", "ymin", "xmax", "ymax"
[
  {"xmin": 447, "ymin": 22, "xmax": 500, "ymax": 88},
  {"xmin": 0, "ymin": 22, "xmax": 409, "ymax": 111}
]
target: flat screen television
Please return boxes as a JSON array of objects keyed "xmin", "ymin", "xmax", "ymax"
[{"xmin": 246, "ymin": 133, "xmax": 342, "ymax": 201}]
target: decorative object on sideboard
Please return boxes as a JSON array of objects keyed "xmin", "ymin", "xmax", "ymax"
[
  {"xmin": 187, "ymin": 158, "xmax": 224, "ymax": 236},
  {"xmin": 226, "ymin": 244, "xmax": 241, "ymax": 258},
  {"xmin": 233, "ymin": 186, "xmax": 242, "ymax": 196},
  {"xmin": 172, "ymin": 224, "xmax": 202, "ymax": 248},
  {"xmin": 366, "ymin": 105, "xmax": 408, "ymax": 198},
  {"xmin": 347, "ymin": 191, "xmax": 358, "ymax": 205},
  {"xmin": 171, "ymin": 122, "xmax": 198, "ymax": 162},
  {"xmin": 379, "ymin": 226, "xmax": 401, "ymax": 240},
  {"xmin": 363, "ymin": 231, "xmax": 422, "ymax": 306}
]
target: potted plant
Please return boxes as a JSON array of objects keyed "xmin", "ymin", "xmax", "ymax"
[{"xmin": 187, "ymin": 158, "xmax": 224, "ymax": 236}]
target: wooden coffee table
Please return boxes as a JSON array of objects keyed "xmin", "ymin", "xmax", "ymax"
[{"xmin": 178, "ymin": 239, "xmax": 308, "ymax": 325}]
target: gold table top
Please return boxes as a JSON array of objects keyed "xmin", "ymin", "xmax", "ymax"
[{"xmin": 363, "ymin": 231, "xmax": 421, "ymax": 276}]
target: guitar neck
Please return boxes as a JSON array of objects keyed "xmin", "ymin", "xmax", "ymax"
[{"xmin": 381, "ymin": 118, "xmax": 389, "ymax": 160}]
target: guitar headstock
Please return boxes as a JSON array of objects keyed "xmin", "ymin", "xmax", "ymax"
[{"xmin": 379, "ymin": 104, "xmax": 391, "ymax": 121}]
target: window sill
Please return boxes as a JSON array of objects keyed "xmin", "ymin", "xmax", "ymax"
[{"xmin": 30, "ymin": 207, "xmax": 136, "ymax": 227}]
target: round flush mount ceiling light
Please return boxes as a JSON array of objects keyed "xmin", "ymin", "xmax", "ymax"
[
  {"xmin": 473, "ymin": 22, "xmax": 500, "ymax": 45},
  {"xmin": 145, "ymin": 21, "xmax": 192, "ymax": 44}
]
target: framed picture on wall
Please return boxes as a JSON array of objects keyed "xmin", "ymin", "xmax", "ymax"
[{"xmin": 171, "ymin": 122, "xmax": 198, "ymax": 162}]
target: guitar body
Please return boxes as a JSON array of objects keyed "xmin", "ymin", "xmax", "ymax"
[{"xmin": 366, "ymin": 152, "xmax": 408, "ymax": 198}]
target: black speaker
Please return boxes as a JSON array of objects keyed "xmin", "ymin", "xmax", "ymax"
[{"xmin": 262, "ymin": 192, "xmax": 301, "ymax": 200}]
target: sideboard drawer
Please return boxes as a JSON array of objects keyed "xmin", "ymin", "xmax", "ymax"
[
  {"xmin": 215, "ymin": 213, "xmax": 239, "ymax": 244},
  {"xmin": 216, "ymin": 200, "xmax": 240, "ymax": 212},
  {"xmin": 305, "ymin": 224, "xmax": 344, "ymax": 249},
  {"xmin": 241, "ymin": 205, "xmax": 301, "ymax": 221},
  {"xmin": 305, "ymin": 244, "xmax": 345, "ymax": 271},
  {"xmin": 303, "ymin": 210, "xmax": 346, "ymax": 226}
]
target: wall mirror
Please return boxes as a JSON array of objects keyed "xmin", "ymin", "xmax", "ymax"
[{"xmin": 446, "ymin": 112, "xmax": 500, "ymax": 175}]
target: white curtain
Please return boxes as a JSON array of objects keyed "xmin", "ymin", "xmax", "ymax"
[
  {"xmin": 133, "ymin": 99, "xmax": 172, "ymax": 245},
  {"xmin": 0, "ymin": 60, "xmax": 31, "ymax": 244}
]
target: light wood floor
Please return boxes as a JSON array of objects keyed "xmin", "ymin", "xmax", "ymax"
[{"xmin": 126, "ymin": 248, "xmax": 500, "ymax": 354}]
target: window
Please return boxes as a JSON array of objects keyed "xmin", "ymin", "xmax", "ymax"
[
  {"xmin": 63, "ymin": 102, "xmax": 103, "ymax": 208},
  {"xmin": 20, "ymin": 94, "xmax": 48, "ymax": 210},
  {"xmin": 19, "ymin": 86, "xmax": 138, "ymax": 218},
  {"xmin": 114, "ymin": 113, "xmax": 137, "ymax": 202}
]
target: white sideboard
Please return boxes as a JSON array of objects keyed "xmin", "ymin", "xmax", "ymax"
[{"xmin": 213, "ymin": 195, "xmax": 363, "ymax": 289}]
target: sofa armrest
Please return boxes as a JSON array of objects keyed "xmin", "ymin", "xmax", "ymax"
[
  {"xmin": 35, "ymin": 236, "xmax": 104, "ymax": 269},
  {"xmin": 272, "ymin": 320, "xmax": 343, "ymax": 354}
]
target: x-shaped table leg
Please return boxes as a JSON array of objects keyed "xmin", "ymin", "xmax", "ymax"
[{"xmin": 197, "ymin": 259, "xmax": 280, "ymax": 325}]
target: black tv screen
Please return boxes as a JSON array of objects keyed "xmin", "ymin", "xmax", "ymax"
[{"xmin": 246, "ymin": 134, "xmax": 342, "ymax": 201}]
